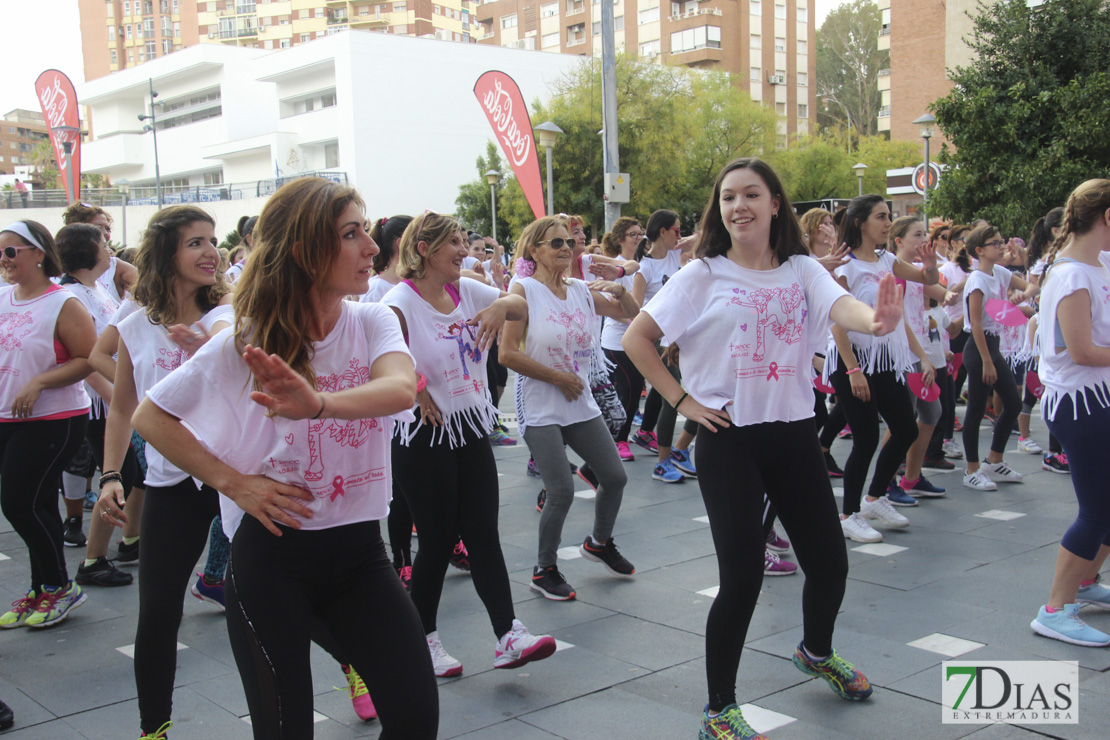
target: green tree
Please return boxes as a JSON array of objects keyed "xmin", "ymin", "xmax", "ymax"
[
  {"xmin": 31, "ymin": 139, "xmax": 60, "ymax": 190},
  {"xmin": 770, "ymin": 134, "xmax": 918, "ymax": 201},
  {"xmin": 930, "ymin": 0, "xmax": 1110, "ymax": 235},
  {"xmin": 454, "ymin": 141, "xmax": 512, "ymax": 240},
  {"xmin": 817, "ymin": 0, "xmax": 887, "ymax": 139}
]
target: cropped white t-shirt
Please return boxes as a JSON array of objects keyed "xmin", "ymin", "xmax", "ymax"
[
  {"xmin": 147, "ymin": 301, "xmax": 413, "ymax": 538},
  {"xmin": 646, "ymin": 255, "xmax": 848, "ymax": 428},
  {"xmin": 962, "ymin": 264, "xmax": 1014, "ymax": 338},
  {"xmin": 63, "ymin": 279, "xmax": 121, "ymax": 417},
  {"xmin": 939, "ymin": 260, "xmax": 969, "ymax": 325},
  {"xmin": 826, "ymin": 251, "xmax": 914, "ymax": 377}
]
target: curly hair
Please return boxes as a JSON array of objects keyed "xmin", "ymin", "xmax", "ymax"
[
  {"xmin": 62, "ymin": 202, "xmax": 112, "ymax": 227},
  {"xmin": 600, "ymin": 216, "xmax": 641, "ymax": 258},
  {"xmin": 56, "ymin": 223, "xmax": 103, "ymax": 274}
]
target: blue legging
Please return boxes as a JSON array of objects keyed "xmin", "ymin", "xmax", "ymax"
[{"xmin": 1046, "ymin": 391, "xmax": 1110, "ymax": 560}]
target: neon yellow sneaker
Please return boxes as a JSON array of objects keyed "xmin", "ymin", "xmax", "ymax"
[
  {"xmin": 25, "ymin": 581, "xmax": 86, "ymax": 628},
  {"xmin": 0, "ymin": 589, "xmax": 39, "ymax": 629}
]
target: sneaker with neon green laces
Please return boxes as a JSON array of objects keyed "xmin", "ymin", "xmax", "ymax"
[
  {"xmin": 25, "ymin": 581, "xmax": 86, "ymax": 628},
  {"xmin": 791, "ymin": 642, "xmax": 873, "ymax": 700},
  {"xmin": 0, "ymin": 589, "xmax": 39, "ymax": 629},
  {"xmin": 140, "ymin": 720, "xmax": 173, "ymax": 738},
  {"xmin": 698, "ymin": 703, "xmax": 768, "ymax": 740},
  {"xmin": 340, "ymin": 664, "xmax": 377, "ymax": 721}
]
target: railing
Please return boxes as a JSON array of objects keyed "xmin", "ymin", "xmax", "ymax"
[
  {"xmin": 669, "ymin": 7, "xmax": 722, "ymax": 19},
  {"xmin": 0, "ymin": 171, "xmax": 349, "ymax": 210},
  {"xmin": 878, "ymin": 68, "xmax": 890, "ymax": 76},
  {"xmin": 878, "ymin": 105, "xmax": 891, "ymax": 117}
]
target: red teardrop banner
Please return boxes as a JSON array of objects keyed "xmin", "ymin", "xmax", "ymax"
[{"xmin": 473, "ymin": 71, "xmax": 545, "ymax": 220}]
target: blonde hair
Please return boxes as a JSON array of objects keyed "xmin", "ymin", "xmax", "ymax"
[
  {"xmin": 514, "ymin": 217, "xmax": 568, "ymax": 282},
  {"xmin": 1046, "ymin": 179, "xmax": 1110, "ymax": 269},
  {"xmin": 799, "ymin": 208, "xmax": 832, "ymax": 255},
  {"xmin": 887, "ymin": 215, "xmax": 923, "ymax": 253},
  {"xmin": 396, "ymin": 211, "xmax": 461, "ymax": 280},
  {"xmin": 233, "ymin": 177, "xmax": 364, "ymax": 389}
]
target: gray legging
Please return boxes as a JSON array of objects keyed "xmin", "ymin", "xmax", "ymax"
[{"xmin": 523, "ymin": 415, "xmax": 628, "ymax": 568}]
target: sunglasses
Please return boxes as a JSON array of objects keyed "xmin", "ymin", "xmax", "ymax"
[
  {"xmin": 537, "ymin": 238, "xmax": 571, "ymax": 249},
  {"xmin": 2, "ymin": 245, "xmax": 36, "ymax": 259}
]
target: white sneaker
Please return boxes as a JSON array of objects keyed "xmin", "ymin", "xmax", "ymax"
[
  {"xmin": 963, "ymin": 469, "xmax": 998, "ymax": 491},
  {"xmin": 494, "ymin": 619, "xmax": 557, "ymax": 669},
  {"xmin": 861, "ymin": 495, "xmax": 910, "ymax": 528},
  {"xmin": 1017, "ymin": 437, "xmax": 1043, "ymax": 454},
  {"xmin": 980, "ymin": 459, "xmax": 1024, "ymax": 483},
  {"xmin": 841, "ymin": 512, "xmax": 883, "ymax": 543},
  {"xmin": 942, "ymin": 439, "xmax": 964, "ymax": 459},
  {"xmin": 427, "ymin": 631, "xmax": 463, "ymax": 677}
]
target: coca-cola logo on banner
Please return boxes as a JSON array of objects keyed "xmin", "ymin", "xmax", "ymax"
[
  {"xmin": 473, "ymin": 71, "xmax": 545, "ymax": 220},
  {"xmin": 34, "ymin": 69, "xmax": 82, "ymax": 203}
]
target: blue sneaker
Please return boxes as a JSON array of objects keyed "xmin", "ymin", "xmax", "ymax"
[
  {"xmin": 899, "ymin": 474, "xmax": 946, "ymax": 498},
  {"xmin": 652, "ymin": 458, "xmax": 684, "ymax": 483},
  {"xmin": 190, "ymin": 573, "xmax": 226, "ymax": 610},
  {"xmin": 83, "ymin": 489, "xmax": 98, "ymax": 511},
  {"xmin": 633, "ymin": 412, "xmax": 643, "ymax": 426},
  {"xmin": 1077, "ymin": 582, "xmax": 1110, "ymax": 610},
  {"xmin": 1031, "ymin": 604, "xmax": 1110, "ymax": 646},
  {"xmin": 886, "ymin": 487, "xmax": 919, "ymax": 507},
  {"xmin": 670, "ymin": 448, "xmax": 697, "ymax": 477}
]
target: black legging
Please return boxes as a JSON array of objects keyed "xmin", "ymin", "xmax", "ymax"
[
  {"xmin": 605, "ymin": 348, "xmax": 645, "ymax": 443},
  {"xmin": 951, "ymin": 330, "xmax": 970, "ymax": 407},
  {"xmin": 134, "ymin": 479, "xmax": 221, "ymax": 734},
  {"xmin": 86, "ymin": 413, "xmax": 141, "ymax": 498},
  {"xmin": 816, "ymin": 394, "xmax": 847, "ymax": 450},
  {"xmin": 829, "ymin": 363, "xmax": 919, "ymax": 515},
  {"xmin": 639, "ymin": 353, "xmax": 699, "ymax": 447},
  {"xmin": 697, "ymin": 418, "xmax": 848, "ymax": 712},
  {"xmin": 926, "ymin": 366, "xmax": 950, "ymax": 458},
  {"xmin": 392, "ymin": 423, "xmax": 515, "ymax": 639},
  {"xmin": 962, "ymin": 333, "xmax": 1021, "ymax": 461},
  {"xmin": 0, "ymin": 414, "xmax": 87, "ymax": 592},
  {"xmin": 226, "ymin": 517, "xmax": 438, "ymax": 740},
  {"xmin": 386, "ymin": 480, "xmax": 413, "ymax": 569}
]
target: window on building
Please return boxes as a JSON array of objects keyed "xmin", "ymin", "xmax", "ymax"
[
  {"xmin": 669, "ymin": 25, "xmax": 721, "ymax": 53},
  {"xmin": 540, "ymin": 2, "xmax": 558, "ymax": 18},
  {"xmin": 315, "ymin": 7, "xmax": 324, "ymax": 17},
  {"xmin": 775, "ymin": 101, "xmax": 786, "ymax": 115},
  {"xmin": 671, "ymin": 1, "xmax": 680, "ymax": 15},
  {"xmin": 638, "ymin": 5, "xmax": 659, "ymax": 24},
  {"xmin": 774, "ymin": 2, "xmax": 786, "ymax": 19},
  {"xmin": 615, "ymin": 15, "xmax": 623, "ymax": 30},
  {"xmin": 774, "ymin": 35, "xmax": 785, "ymax": 51},
  {"xmin": 542, "ymin": 31, "xmax": 560, "ymax": 46},
  {"xmin": 174, "ymin": 21, "xmax": 180, "ymax": 36},
  {"xmin": 203, "ymin": 169, "xmax": 224, "ymax": 185},
  {"xmin": 325, "ymin": 143, "xmax": 339, "ymax": 169},
  {"xmin": 145, "ymin": 41, "xmax": 157, "ymax": 58},
  {"xmin": 174, "ymin": 0, "xmax": 179, "ymax": 13},
  {"xmin": 501, "ymin": 13, "xmax": 517, "ymax": 28},
  {"xmin": 144, "ymin": 17, "xmax": 154, "ymax": 34},
  {"xmin": 123, "ymin": 1, "xmax": 130, "ymax": 16},
  {"xmin": 593, "ymin": 20, "xmax": 600, "ymax": 35},
  {"xmin": 394, "ymin": 2, "xmax": 406, "ymax": 11},
  {"xmin": 797, "ymin": 71, "xmax": 807, "ymax": 86},
  {"xmin": 128, "ymin": 50, "xmax": 134, "ymax": 63},
  {"xmin": 0, "ymin": 156, "xmax": 5, "ymax": 163},
  {"xmin": 797, "ymin": 3, "xmax": 807, "ymax": 23},
  {"xmin": 751, "ymin": 66, "xmax": 761, "ymax": 81},
  {"xmin": 798, "ymin": 103, "xmax": 808, "ymax": 118},
  {"xmin": 125, "ymin": 24, "xmax": 132, "ymax": 39},
  {"xmin": 301, "ymin": 33, "xmax": 310, "ymax": 42},
  {"xmin": 143, "ymin": 1, "xmax": 153, "ymax": 15},
  {"xmin": 280, "ymin": 38, "xmax": 290, "ymax": 47},
  {"xmin": 137, "ymin": 23, "xmax": 144, "ymax": 38},
  {"xmin": 162, "ymin": 38, "xmax": 172, "ymax": 53},
  {"xmin": 750, "ymin": 32, "xmax": 760, "ymax": 48},
  {"xmin": 161, "ymin": 0, "xmax": 169, "ymax": 12},
  {"xmin": 107, "ymin": 2, "xmax": 114, "ymax": 20},
  {"xmin": 750, "ymin": 0, "xmax": 760, "ymax": 14},
  {"xmin": 640, "ymin": 38, "xmax": 660, "ymax": 56},
  {"xmin": 237, "ymin": 1, "xmax": 256, "ymax": 14},
  {"xmin": 110, "ymin": 49, "xmax": 118, "ymax": 64},
  {"xmin": 109, "ymin": 26, "xmax": 116, "ymax": 41}
]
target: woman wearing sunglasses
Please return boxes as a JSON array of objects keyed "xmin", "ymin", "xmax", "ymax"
[
  {"xmin": 382, "ymin": 211, "xmax": 556, "ymax": 678},
  {"xmin": 0, "ymin": 221, "xmax": 96, "ymax": 629},
  {"xmin": 500, "ymin": 217, "xmax": 640, "ymax": 601}
]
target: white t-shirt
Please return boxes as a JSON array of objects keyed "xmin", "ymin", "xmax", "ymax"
[
  {"xmin": 117, "ymin": 304, "xmax": 234, "ymax": 487},
  {"xmin": 598, "ymin": 273, "xmax": 637, "ymax": 351},
  {"xmin": 645, "ymin": 255, "xmax": 848, "ymax": 428},
  {"xmin": 382, "ymin": 277, "xmax": 502, "ymax": 447},
  {"xmin": 939, "ymin": 260, "xmax": 969, "ymax": 325},
  {"xmin": 226, "ymin": 261, "xmax": 245, "ymax": 283},
  {"xmin": 922, "ymin": 306, "xmax": 951, "ymax": 369},
  {"xmin": 147, "ymin": 301, "xmax": 413, "ymax": 538},
  {"xmin": 110, "ymin": 297, "xmax": 142, "ymax": 327},
  {"xmin": 360, "ymin": 275, "xmax": 399, "ymax": 304},
  {"xmin": 638, "ymin": 249, "xmax": 684, "ymax": 306},
  {"xmin": 827, "ymin": 251, "xmax": 914, "ymax": 376},
  {"xmin": 962, "ymin": 264, "xmax": 1014, "ymax": 338},
  {"xmin": 1030, "ymin": 258, "xmax": 1047, "ymax": 277},
  {"xmin": 901, "ymin": 262, "xmax": 928, "ymax": 346},
  {"xmin": 461, "ymin": 256, "xmax": 480, "ymax": 272},
  {"xmin": 64, "ymin": 279, "xmax": 121, "ymax": 417},
  {"xmin": 96, "ymin": 256, "xmax": 123, "ymax": 303},
  {"xmin": 513, "ymin": 277, "xmax": 601, "ymax": 434},
  {"xmin": 1038, "ymin": 257, "xmax": 1110, "ymax": 422}
]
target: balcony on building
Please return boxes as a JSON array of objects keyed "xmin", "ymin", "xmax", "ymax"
[
  {"xmin": 349, "ymin": 14, "xmax": 388, "ymax": 28},
  {"xmin": 878, "ymin": 68, "xmax": 890, "ymax": 92},
  {"xmin": 328, "ymin": 9, "xmax": 349, "ymax": 24}
]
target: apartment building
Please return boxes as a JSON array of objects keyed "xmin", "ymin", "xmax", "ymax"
[
  {"xmin": 472, "ymin": 0, "xmax": 817, "ymax": 139},
  {"xmin": 79, "ymin": 0, "xmax": 475, "ymax": 82},
  {"xmin": 0, "ymin": 111, "xmax": 51, "ymax": 176}
]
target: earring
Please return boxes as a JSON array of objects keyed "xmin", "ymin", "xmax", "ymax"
[
  {"xmin": 36, "ymin": 263, "xmax": 42, "ymax": 268},
  {"xmin": 772, "ymin": 212, "xmax": 779, "ymax": 220}
]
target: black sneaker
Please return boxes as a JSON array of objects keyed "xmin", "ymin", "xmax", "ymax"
[
  {"xmin": 449, "ymin": 539, "xmax": 470, "ymax": 571},
  {"xmin": 536, "ymin": 488, "xmax": 547, "ymax": 512},
  {"xmin": 824, "ymin": 451, "xmax": 845, "ymax": 478},
  {"xmin": 922, "ymin": 456, "xmax": 955, "ymax": 471},
  {"xmin": 116, "ymin": 539, "xmax": 140, "ymax": 564},
  {"xmin": 577, "ymin": 464, "xmax": 600, "ymax": 492},
  {"xmin": 76, "ymin": 557, "xmax": 133, "ymax": 587},
  {"xmin": 530, "ymin": 565, "xmax": 576, "ymax": 601},
  {"xmin": 0, "ymin": 698, "xmax": 12, "ymax": 730},
  {"xmin": 63, "ymin": 516, "xmax": 86, "ymax": 548},
  {"xmin": 579, "ymin": 536, "xmax": 635, "ymax": 576},
  {"xmin": 1042, "ymin": 453, "xmax": 1070, "ymax": 474}
]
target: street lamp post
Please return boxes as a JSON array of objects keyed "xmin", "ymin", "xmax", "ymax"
[
  {"xmin": 852, "ymin": 162, "xmax": 868, "ymax": 197},
  {"xmin": 913, "ymin": 113, "xmax": 936, "ymax": 226},
  {"xmin": 49, "ymin": 124, "xmax": 81, "ymax": 204},
  {"xmin": 117, "ymin": 179, "xmax": 130, "ymax": 248},
  {"xmin": 824, "ymin": 96, "xmax": 854, "ymax": 153},
  {"xmin": 534, "ymin": 121, "xmax": 564, "ymax": 216},
  {"xmin": 485, "ymin": 169, "xmax": 500, "ymax": 242},
  {"xmin": 137, "ymin": 79, "xmax": 163, "ymax": 208}
]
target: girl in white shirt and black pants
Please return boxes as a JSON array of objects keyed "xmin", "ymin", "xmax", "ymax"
[{"xmin": 624, "ymin": 159, "xmax": 895, "ymax": 739}]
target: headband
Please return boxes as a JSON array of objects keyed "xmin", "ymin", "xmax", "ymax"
[{"xmin": 1, "ymin": 222, "xmax": 45, "ymax": 252}]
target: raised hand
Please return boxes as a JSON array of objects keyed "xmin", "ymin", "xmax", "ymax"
[
  {"xmin": 242, "ymin": 344, "xmax": 323, "ymax": 420},
  {"xmin": 817, "ymin": 242, "xmax": 851, "ymax": 273},
  {"xmin": 915, "ymin": 242, "xmax": 937, "ymax": 270},
  {"xmin": 587, "ymin": 261, "xmax": 624, "ymax": 281},
  {"xmin": 467, "ymin": 300, "xmax": 510, "ymax": 353}
]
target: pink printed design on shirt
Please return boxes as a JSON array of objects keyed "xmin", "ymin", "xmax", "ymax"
[
  {"xmin": 302, "ymin": 358, "xmax": 385, "ymax": 500},
  {"xmin": 435, "ymin": 320, "xmax": 482, "ymax": 381},
  {"xmin": 546, "ymin": 308, "xmax": 593, "ymax": 373},
  {"xmin": 155, "ymin": 347, "xmax": 186, "ymax": 372},
  {"xmin": 0, "ymin": 311, "xmax": 34, "ymax": 352},
  {"xmin": 726, "ymin": 284, "xmax": 806, "ymax": 362}
]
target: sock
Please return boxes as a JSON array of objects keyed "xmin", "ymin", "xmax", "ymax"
[
  {"xmin": 802, "ymin": 644, "xmax": 829, "ymax": 662},
  {"xmin": 1045, "ymin": 605, "xmax": 1060, "ymax": 613},
  {"xmin": 122, "ymin": 535, "xmax": 139, "ymax": 546},
  {"xmin": 902, "ymin": 476, "xmax": 919, "ymax": 487},
  {"xmin": 84, "ymin": 558, "xmax": 98, "ymax": 568},
  {"xmin": 590, "ymin": 535, "xmax": 605, "ymax": 547},
  {"xmin": 1080, "ymin": 578, "xmax": 1097, "ymax": 588}
]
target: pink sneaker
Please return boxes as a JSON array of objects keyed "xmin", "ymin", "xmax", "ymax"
[
  {"xmin": 631, "ymin": 429, "xmax": 658, "ymax": 452},
  {"xmin": 765, "ymin": 527, "xmax": 791, "ymax": 553},
  {"xmin": 616, "ymin": 441, "xmax": 635, "ymax": 462},
  {"xmin": 341, "ymin": 664, "xmax": 377, "ymax": 721},
  {"xmin": 764, "ymin": 548, "xmax": 797, "ymax": 576},
  {"xmin": 397, "ymin": 565, "xmax": 412, "ymax": 592}
]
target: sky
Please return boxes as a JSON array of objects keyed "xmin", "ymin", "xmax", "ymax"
[{"xmin": 0, "ymin": 0, "xmax": 843, "ymax": 116}]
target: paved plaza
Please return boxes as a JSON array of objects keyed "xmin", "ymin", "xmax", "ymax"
[{"xmin": 1, "ymin": 388, "xmax": 1108, "ymax": 739}]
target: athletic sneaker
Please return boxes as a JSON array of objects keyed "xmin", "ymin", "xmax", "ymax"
[
  {"xmin": 63, "ymin": 516, "xmax": 86, "ymax": 548},
  {"xmin": 341, "ymin": 664, "xmax": 377, "ymax": 721},
  {"xmin": 698, "ymin": 703, "xmax": 769, "ymax": 740},
  {"xmin": 116, "ymin": 539, "xmax": 140, "ymax": 564},
  {"xmin": 616, "ymin": 441, "xmax": 635, "ymax": 462},
  {"xmin": 792, "ymin": 642, "xmax": 873, "ymax": 700},
  {"xmin": 494, "ymin": 619, "xmax": 557, "ymax": 669},
  {"xmin": 488, "ymin": 427, "xmax": 517, "ymax": 446},
  {"xmin": 0, "ymin": 699, "xmax": 12, "ymax": 731},
  {"xmin": 942, "ymin": 439, "xmax": 964, "ymax": 459},
  {"xmin": 670, "ymin": 447, "xmax": 697, "ymax": 476},
  {"xmin": 953, "ymin": 416, "xmax": 963, "ymax": 431},
  {"xmin": 579, "ymin": 536, "xmax": 635, "ymax": 576},
  {"xmin": 962, "ymin": 469, "xmax": 998, "ymax": 491},
  {"xmin": 426, "ymin": 631, "xmax": 463, "ymax": 677},
  {"xmin": 1042, "ymin": 453, "xmax": 1070, "ymax": 474},
  {"xmin": 449, "ymin": 540, "xmax": 471, "ymax": 571},
  {"xmin": 837, "ymin": 425, "xmax": 852, "ymax": 440},
  {"xmin": 765, "ymin": 527, "xmax": 790, "ymax": 553},
  {"xmin": 652, "ymin": 458, "xmax": 685, "ymax": 483},
  {"xmin": 526, "ymin": 457, "xmax": 542, "ymax": 477},
  {"xmin": 824, "ymin": 451, "xmax": 845, "ymax": 478},
  {"xmin": 25, "ymin": 581, "xmax": 86, "ymax": 628},
  {"xmin": 82, "ymin": 489, "xmax": 98, "ymax": 511},
  {"xmin": 631, "ymin": 429, "xmax": 658, "ymax": 452},
  {"xmin": 397, "ymin": 565, "xmax": 412, "ymax": 592},
  {"xmin": 140, "ymin": 721, "xmax": 173, "ymax": 739},
  {"xmin": 76, "ymin": 557, "xmax": 133, "ymax": 587},
  {"xmin": 1077, "ymin": 582, "xmax": 1110, "ymax": 610},
  {"xmin": 577, "ymin": 464, "xmax": 600, "ymax": 491},
  {"xmin": 900, "ymin": 475, "xmax": 946, "ymax": 498},
  {"xmin": 633, "ymin": 411, "xmax": 643, "ymax": 426},
  {"xmin": 922, "ymin": 455, "xmax": 955, "ymax": 471},
  {"xmin": 191, "ymin": 573, "xmax": 226, "ymax": 609},
  {"xmin": 1017, "ymin": 437, "xmax": 1043, "ymax": 454},
  {"xmin": 841, "ymin": 513, "xmax": 882, "ymax": 543},
  {"xmin": 530, "ymin": 565, "xmax": 576, "ymax": 601},
  {"xmin": 1031, "ymin": 604, "xmax": 1110, "ymax": 647},
  {"xmin": 764, "ymin": 548, "xmax": 797, "ymax": 576},
  {"xmin": 0, "ymin": 589, "xmax": 39, "ymax": 629},
  {"xmin": 861, "ymin": 496, "xmax": 910, "ymax": 528},
  {"xmin": 886, "ymin": 487, "xmax": 919, "ymax": 507},
  {"xmin": 980, "ymin": 459, "xmax": 1023, "ymax": 483},
  {"xmin": 535, "ymin": 488, "xmax": 547, "ymax": 512}
]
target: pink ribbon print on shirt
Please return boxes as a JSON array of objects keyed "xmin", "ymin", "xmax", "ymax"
[
  {"xmin": 726, "ymin": 284, "xmax": 806, "ymax": 381},
  {"xmin": 546, "ymin": 308, "xmax": 593, "ymax": 374}
]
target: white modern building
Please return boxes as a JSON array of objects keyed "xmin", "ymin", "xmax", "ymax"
[{"xmin": 78, "ymin": 29, "xmax": 582, "ymax": 216}]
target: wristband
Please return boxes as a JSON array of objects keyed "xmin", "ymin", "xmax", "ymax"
[
  {"xmin": 311, "ymin": 393, "xmax": 326, "ymax": 420},
  {"xmin": 674, "ymin": 392, "xmax": 689, "ymax": 409},
  {"xmin": 415, "ymin": 373, "xmax": 427, "ymax": 394},
  {"xmin": 618, "ymin": 265, "xmax": 626, "ymax": 278},
  {"xmin": 98, "ymin": 472, "xmax": 123, "ymax": 488},
  {"xmin": 846, "ymin": 367, "xmax": 862, "ymax": 376}
]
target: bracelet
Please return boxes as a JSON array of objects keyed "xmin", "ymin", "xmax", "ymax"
[
  {"xmin": 415, "ymin": 373, "xmax": 427, "ymax": 394},
  {"xmin": 618, "ymin": 265, "xmax": 626, "ymax": 278},
  {"xmin": 674, "ymin": 392, "xmax": 689, "ymax": 408},
  {"xmin": 98, "ymin": 472, "xmax": 123, "ymax": 488},
  {"xmin": 846, "ymin": 367, "xmax": 862, "ymax": 376},
  {"xmin": 311, "ymin": 393, "xmax": 326, "ymax": 420}
]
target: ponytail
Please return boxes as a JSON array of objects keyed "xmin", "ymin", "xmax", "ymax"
[
  {"xmin": 1026, "ymin": 206, "xmax": 1064, "ymax": 270},
  {"xmin": 369, "ymin": 215, "xmax": 413, "ymax": 274}
]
